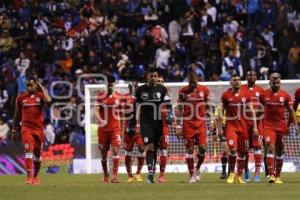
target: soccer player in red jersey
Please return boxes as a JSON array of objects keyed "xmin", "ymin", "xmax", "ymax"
[
  {"xmin": 240, "ymin": 71, "xmax": 264, "ymax": 182},
  {"xmin": 12, "ymin": 76, "xmax": 52, "ymax": 184},
  {"xmin": 220, "ymin": 74, "xmax": 258, "ymax": 184},
  {"xmin": 260, "ymin": 73, "xmax": 299, "ymax": 183},
  {"xmin": 93, "ymin": 75, "xmax": 123, "ymax": 183},
  {"xmin": 176, "ymin": 71, "xmax": 212, "ymax": 183},
  {"xmin": 121, "ymin": 82, "xmax": 145, "ymax": 183},
  {"xmin": 156, "ymin": 76, "xmax": 169, "ymax": 183}
]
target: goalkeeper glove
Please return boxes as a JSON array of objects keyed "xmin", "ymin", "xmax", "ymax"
[{"xmin": 165, "ymin": 111, "xmax": 174, "ymax": 125}]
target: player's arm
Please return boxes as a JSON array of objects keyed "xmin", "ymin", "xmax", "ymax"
[
  {"xmin": 247, "ymin": 102, "xmax": 258, "ymax": 136},
  {"xmin": 163, "ymin": 87, "xmax": 173, "ymax": 125},
  {"xmin": 12, "ymin": 96, "xmax": 22, "ymax": 142},
  {"xmin": 175, "ymin": 103, "xmax": 183, "ymax": 138},
  {"xmin": 93, "ymin": 105, "xmax": 107, "ymax": 126},
  {"xmin": 293, "ymin": 89, "xmax": 300, "ymax": 111},
  {"xmin": 287, "ymin": 104, "xmax": 299, "ymax": 134},
  {"xmin": 37, "ymin": 82, "xmax": 51, "ymax": 103}
]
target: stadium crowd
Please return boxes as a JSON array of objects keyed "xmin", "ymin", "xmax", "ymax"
[{"xmin": 0, "ymin": 0, "xmax": 300, "ymax": 145}]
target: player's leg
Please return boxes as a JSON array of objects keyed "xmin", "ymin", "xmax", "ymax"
[
  {"xmin": 98, "ymin": 130, "xmax": 110, "ymax": 183},
  {"xmin": 226, "ymin": 127, "xmax": 238, "ymax": 184},
  {"xmin": 123, "ymin": 133, "xmax": 134, "ymax": 182},
  {"xmin": 264, "ymin": 129, "xmax": 276, "ymax": 183},
  {"xmin": 195, "ymin": 127, "xmax": 207, "ymax": 181},
  {"xmin": 244, "ymin": 125, "xmax": 252, "ymax": 182},
  {"xmin": 220, "ymin": 139, "xmax": 228, "ymax": 179},
  {"xmin": 274, "ymin": 134, "xmax": 285, "ymax": 184},
  {"xmin": 252, "ymin": 125, "xmax": 263, "ymax": 182},
  {"xmin": 236, "ymin": 131, "xmax": 249, "ymax": 184},
  {"xmin": 135, "ymin": 142, "xmax": 145, "ymax": 182},
  {"xmin": 158, "ymin": 126, "xmax": 169, "ymax": 183},
  {"xmin": 263, "ymin": 141, "xmax": 269, "ymax": 178},
  {"xmin": 183, "ymin": 125, "xmax": 196, "ymax": 183},
  {"xmin": 22, "ymin": 131, "xmax": 35, "ymax": 184},
  {"xmin": 111, "ymin": 132, "xmax": 121, "ymax": 183},
  {"xmin": 32, "ymin": 134, "xmax": 45, "ymax": 184}
]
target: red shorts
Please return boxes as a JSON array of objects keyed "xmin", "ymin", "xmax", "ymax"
[
  {"xmin": 22, "ymin": 128, "xmax": 45, "ymax": 153},
  {"xmin": 225, "ymin": 126, "xmax": 249, "ymax": 153},
  {"xmin": 263, "ymin": 129, "xmax": 286, "ymax": 149},
  {"xmin": 98, "ymin": 128, "xmax": 121, "ymax": 151},
  {"xmin": 159, "ymin": 125, "xmax": 169, "ymax": 149},
  {"xmin": 247, "ymin": 121, "xmax": 263, "ymax": 149},
  {"xmin": 183, "ymin": 123, "xmax": 206, "ymax": 149},
  {"xmin": 123, "ymin": 131, "xmax": 143, "ymax": 151}
]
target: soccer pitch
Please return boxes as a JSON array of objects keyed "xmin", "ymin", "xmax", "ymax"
[{"xmin": 1, "ymin": 173, "xmax": 300, "ymax": 200}]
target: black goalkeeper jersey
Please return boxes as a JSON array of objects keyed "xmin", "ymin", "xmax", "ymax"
[{"xmin": 135, "ymin": 83, "xmax": 170, "ymax": 123}]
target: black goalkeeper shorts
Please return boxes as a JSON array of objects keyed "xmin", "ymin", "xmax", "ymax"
[{"xmin": 140, "ymin": 121, "xmax": 163, "ymax": 146}]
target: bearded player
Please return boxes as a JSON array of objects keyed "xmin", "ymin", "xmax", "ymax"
[
  {"xmin": 12, "ymin": 76, "xmax": 52, "ymax": 184},
  {"xmin": 240, "ymin": 71, "xmax": 264, "ymax": 182},
  {"xmin": 94, "ymin": 75, "xmax": 123, "ymax": 183},
  {"xmin": 260, "ymin": 73, "xmax": 298, "ymax": 183},
  {"xmin": 176, "ymin": 71, "xmax": 212, "ymax": 183},
  {"xmin": 121, "ymin": 81, "xmax": 145, "ymax": 183},
  {"xmin": 220, "ymin": 74, "xmax": 258, "ymax": 184}
]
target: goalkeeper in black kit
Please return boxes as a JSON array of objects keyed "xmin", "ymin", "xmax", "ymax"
[{"xmin": 135, "ymin": 68, "xmax": 173, "ymax": 183}]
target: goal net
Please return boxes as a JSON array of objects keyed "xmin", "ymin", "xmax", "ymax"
[{"xmin": 84, "ymin": 80, "xmax": 300, "ymax": 174}]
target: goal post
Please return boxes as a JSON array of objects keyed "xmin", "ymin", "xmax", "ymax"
[{"xmin": 84, "ymin": 80, "xmax": 300, "ymax": 174}]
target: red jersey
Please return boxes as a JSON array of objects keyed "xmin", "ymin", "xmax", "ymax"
[
  {"xmin": 120, "ymin": 93, "xmax": 135, "ymax": 127},
  {"xmin": 16, "ymin": 92, "xmax": 45, "ymax": 131},
  {"xmin": 240, "ymin": 84, "xmax": 264, "ymax": 124},
  {"xmin": 260, "ymin": 89, "xmax": 292, "ymax": 132},
  {"xmin": 293, "ymin": 87, "xmax": 300, "ymax": 111},
  {"xmin": 96, "ymin": 91, "xmax": 121, "ymax": 131},
  {"xmin": 221, "ymin": 88, "xmax": 251, "ymax": 130},
  {"xmin": 178, "ymin": 84, "xmax": 210, "ymax": 125}
]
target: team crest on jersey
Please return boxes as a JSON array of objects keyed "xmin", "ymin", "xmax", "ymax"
[
  {"xmin": 235, "ymin": 93, "xmax": 239, "ymax": 97},
  {"xmin": 279, "ymin": 97, "xmax": 284, "ymax": 102},
  {"xmin": 241, "ymin": 97, "xmax": 246, "ymax": 103},
  {"xmin": 141, "ymin": 93, "xmax": 148, "ymax": 100},
  {"xmin": 115, "ymin": 99, "xmax": 120, "ymax": 104},
  {"xmin": 154, "ymin": 92, "xmax": 161, "ymax": 99},
  {"xmin": 36, "ymin": 97, "xmax": 41, "ymax": 102},
  {"xmin": 144, "ymin": 137, "xmax": 149, "ymax": 143},
  {"xmin": 199, "ymin": 92, "xmax": 204, "ymax": 97},
  {"xmin": 255, "ymin": 92, "xmax": 260, "ymax": 97}
]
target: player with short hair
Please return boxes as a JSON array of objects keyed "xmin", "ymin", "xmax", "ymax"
[
  {"xmin": 260, "ymin": 73, "xmax": 299, "ymax": 183},
  {"xmin": 121, "ymin": 81, "xmax": 145, "ymax": 183},
  {"xmin": 135, "ymin": 68, "xmax": 172, "ymax": 183},
  {"xmin": 155, "ymin": 75, "xmax": 170, "ymax": 183},
  {"xmin": 176, "ymin": 71, "xmax": 212, "ymax": 183},
  {"xmin": 94, "ymin": 75, "xmax": 123, "ymax": 183},
  {"xmin": 220, "ymin": 74, "xmax": 258, "ymax": 184},
  {"xmin": 12, "ymin": 76, "xmax": 52, "ymax": 184},
  {"xmin": 240, "ymin": 71, "xmax": 264, "ymax": 182}
]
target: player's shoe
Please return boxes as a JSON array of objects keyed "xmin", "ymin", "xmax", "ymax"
[
  {"xmin": 195, "ymin": 170, "xmax": 201, "ymax": 182},
  {"xmin": 275, "ymin": 177, "xmax": 283, "ymax": 184},
  {"xmin": 220, "ymin": 173, "xmax": 227, "ymax": 179},
  {"xmin": 147, "ymin": 173, "xmax": 155, "ymax": 184},
  {"xmin": 126, "ymin": 177, "xmax": 135, "ymax": 183},
  {"xmin": 236, "ymin": 176, "xmax": 246, "ymax": 184},
  {"xmin": 25, "ymin": 177, "xmax": 33, "ymax": 184},
  {"xmin": 31, "ymin": 177, "xmax": 40, "ymax": 185},
  {"xmin": 268, "ymin": 175, "xmax": 276, "ymax": 183},
  {"xmin": 253, "ymin": 174, "xmax": 261, "ymax": 182},
  {"xmin": 111, "ymin": 177, "xmax": 119, "ymax": 183},
  {"xmin": 226, "ymin": 173, "xmax": 236, "ymax": 184},
  {"xmin": 189, "ymin": 175, "xmax": 197, "ymax": 183},
  {"xmin": 244, "ymin": 171, "xmax": 250, "ymax": 182},
  {"xmin": 158, "ymin": 174, "xmax": 166, "ymax": 183},
  {"xmin": 134, "ymin": 174, "xmax": 143, "ymax": 182},
  {"xmin": 103, "ymin": 175, "xmax": 110, "ymax": 183}
]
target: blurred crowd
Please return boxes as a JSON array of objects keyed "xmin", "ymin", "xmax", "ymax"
[{"xmin": 0, "ymin": 0, "xmax": 300, "ymax": 145}]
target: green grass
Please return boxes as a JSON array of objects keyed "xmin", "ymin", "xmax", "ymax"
[{"xmin": 1, "ymin": 173, "xmax": 300, "ymax": 200}]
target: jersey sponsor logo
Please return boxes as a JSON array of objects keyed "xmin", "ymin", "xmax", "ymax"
[
  {"xmin": 36, "ymin": 97, "xmax": 41, "ymax": 102},
  {"xmin": 141, "ymin": 93, "xmax": 148, "ymax": 100}
]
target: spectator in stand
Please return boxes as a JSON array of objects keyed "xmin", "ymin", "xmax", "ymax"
[
  {"xmin": 222, "ymin": 49, "xmax": 243, "ymax": 78},
  {"xmin": 155, "ymin": 44, "xmax": 171, "ymax": 77},
  {"xmin": 0, "ymin": 116, "xmax": 9, "ymax": 146},
  {"xmin": 288, "ymin": 40, "xmax": 300, "ymax": 79}
]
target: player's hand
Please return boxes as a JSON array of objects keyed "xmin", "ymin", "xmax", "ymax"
[
  {"xmin": 294, "ymin": 124, "xmax": 299, "ymax": 135},
  {"xmin": 11, "ymin": 129, "xmax": 17, "ymax": 143},
  {"xmin": 252, "ymin": 127, "xmax": 259, "ymax": 140},
  {"xmin": 136, "ymin": 123, "xmax": 140, "ymax": 135},
  {"xmin": 98, "ymin": 119, "xmax": 107, "ymax": 127},
  {"xmin": 165, "ymin": 111, "xmax": 174, "ymax": 125},
  {"xmin": 175, "ymin": 125, "xmax": 182, "ymax": 139}
]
